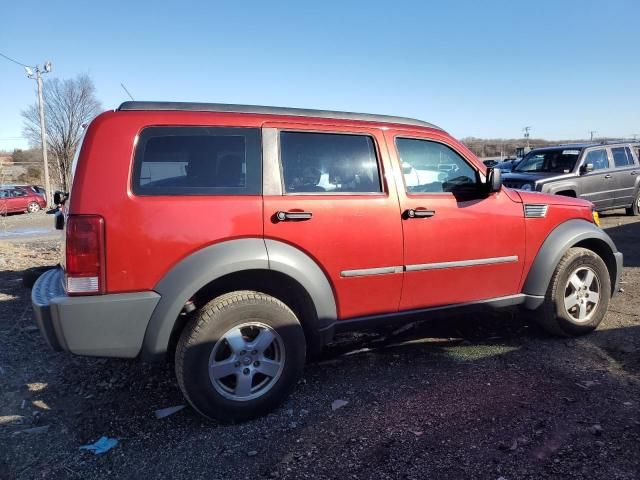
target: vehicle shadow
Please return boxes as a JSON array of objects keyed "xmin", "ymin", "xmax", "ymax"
[
  {"xmin": 600, "ymin": 216, "xmax": 640, "ymax": 268},
  {"xmin": 2, "ymin": 259, "xmax": 639, "ymax": 478}
]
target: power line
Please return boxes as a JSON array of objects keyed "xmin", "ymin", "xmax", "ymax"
[{"xmin": 0, "ymin": 51, "xmax": 34, "ymax": 68}]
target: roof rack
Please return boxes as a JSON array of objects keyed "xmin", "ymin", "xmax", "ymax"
[
  {"xmin": 598, "ymin": 139, "xmax": 640, "ymax": 145},
  {"xmin": 117, "ymin": 101, "xmax": 442, "ymax": 130}
]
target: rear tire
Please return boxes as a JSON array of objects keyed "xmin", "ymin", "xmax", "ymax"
[
  {"xmin": 27, "ymin": 202, "xmax": 40, "ymax": 213},
  {"xmin": 625, "ymin": 190, "xmax": 640, "ymax": 216},
  {"xmin": 535, "ymin": 247, "xmax": 610, "ymax": 337},
  {"xmin": 175, "ymin": 291, "xmax": 306, "ymax": 422}
]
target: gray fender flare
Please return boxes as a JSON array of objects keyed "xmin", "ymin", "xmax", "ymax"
[
  {"xmin": 264, "ymin": 239, "xmax": 337, "ymax": 328},
  {"xmin": 545, "ymin": 181, "xmax": 578, "ymax": 196},
  {"xmin": 141, "ymin": 238, "xmax": 337, "ymax": 360},
  {"xmin": 522, "ymin": 219, "xmax": 622, "ymax": 308}
]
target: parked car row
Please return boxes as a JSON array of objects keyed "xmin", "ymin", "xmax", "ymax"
[
  {"xmin": 0, "ymin": 185, "xmax": 47, "ymax": 215},
  {"xmin": 502, "ymin": 142, "xmax": 640, "ymax": 215}
]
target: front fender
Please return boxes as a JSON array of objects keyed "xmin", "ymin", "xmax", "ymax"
[
  {"xmin": 542, "ymin": 180, "xmax": 578, "ymax": 196},
  {"xmin": 522, "ymin": 219, "xmax": 622, "ymax": 308}
]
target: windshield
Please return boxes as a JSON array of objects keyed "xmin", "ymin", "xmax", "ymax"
[{"xmin": 514, "ymin": 148, "xmax": 581, "ymax": 173}]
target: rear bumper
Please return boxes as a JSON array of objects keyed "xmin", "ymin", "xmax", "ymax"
[{"xmin": 31, "ymin": 268, "xmax": 160, "ymax": 358}]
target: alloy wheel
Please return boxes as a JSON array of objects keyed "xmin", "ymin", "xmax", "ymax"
[
  {"xmin": 563, "ymin": 266, "xmax": 600, "ymax": 323},
  {"xmin": 208, "ymin": 322, "xmax": 285, "ymax": 401}
]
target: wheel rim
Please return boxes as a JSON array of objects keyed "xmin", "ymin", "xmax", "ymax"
[
  {"xmin": 563, "ymin": 266, "xmax": 600, "ymax": 323},
  {"xmin": 28, "ymin": 202, "xmax": 39, "ymax": 212},
  {"xmin": 208, "ymin": 322, "xmax": 285, "ymax": 401}
]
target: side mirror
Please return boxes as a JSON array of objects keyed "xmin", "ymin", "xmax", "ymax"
[
  {"xmin": 487, "ymin": 167, "xmax": 502, "ymax": 193},
  {"xmin": 53, "ymin": 191, "xmax": 68, "ymax": 205},
  {"xmin": 580, "ymin": 163, "xmax": 594, "ymax": 174}
]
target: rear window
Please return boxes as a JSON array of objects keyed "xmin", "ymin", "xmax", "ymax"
[
  {"xmin": 611, "ymin": 147, "xmax": 633, "ymax": 168},
  {"xmin": 132, "ymin": 127, "xmax": 262, "ymax": 195},
  {"xmin": 280, "ymin": 132, "xmax": 382, "ymax": 194}
]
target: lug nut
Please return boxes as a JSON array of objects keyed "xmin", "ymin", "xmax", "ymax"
[
  {"xmin": 254, "ymin": 361, "xmax": 260, "ymax": 367},
  {"xmin": 235, "ymin": 361, "xmax": 241, "ymax": 367},
  {"xmin": 243, "ymin": 368, "xmax": 250, "ymax": 375}
]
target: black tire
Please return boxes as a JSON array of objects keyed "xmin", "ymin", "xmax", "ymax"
[
  {"xmin": 27, "ymin": 202, "xmax": 40, "ymax": 213},
  {"xmin": 535, "ymin": 247, "xmax": 610, "ymax": 337},
  {"xmin": 22, "ymin": 265, "xmax": 58, "ymax": 289},
  {"xmin": 175, "ymin": 291, "xmax": 306, "ymax": 422},
  {"xmin": 625, "ymin": 190, "xmax": 640, "ymax": 216}
]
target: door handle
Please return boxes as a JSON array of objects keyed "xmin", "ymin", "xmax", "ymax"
[
  {"xmin": 604, "ymin": 174, "xmax": 612, "ymax": 179},
  {"xmin": 631, "ymin": 171, "xmax": 639, "ymax": 176},
  {"xmin": 404, "ymin": 208, "xmax": 436, "ymax": 219},
  {"xmin": 275, "ymin": 210, "xmax": 313, "ymax": 221}
]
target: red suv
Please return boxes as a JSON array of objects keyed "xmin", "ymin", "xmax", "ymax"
[
  {"xmin": 1, "ymin": 186, "xmax": 46, "ymax": 214},
  {"xmin": 32, "ymin": 102, "xmax": 623, "ymax": 421}
]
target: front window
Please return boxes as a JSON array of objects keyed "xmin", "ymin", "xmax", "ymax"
[
  {"xmin": 395, "ymin": 138, "xmax": 476, "ymax": 193},
  {"xmin": 514, "ymin": 148, "xmax": 581, "ymax": 173},
  {"xmin": 583, "ymin": 149, "xmax": 610, "ymax": 170}
]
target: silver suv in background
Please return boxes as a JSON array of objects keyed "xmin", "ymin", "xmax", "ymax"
[{"xmin": 502, "ymin": 142, "xmax": 640, "ymax": 215}]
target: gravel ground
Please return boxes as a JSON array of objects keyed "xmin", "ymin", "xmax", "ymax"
[{"xmin": 0, "ymin": 210, "xmax": 638, "ymax": 480}]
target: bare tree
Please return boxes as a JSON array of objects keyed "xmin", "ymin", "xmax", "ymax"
[{"xmin": 22, "ymin": 74, "xmax": 102, "ymax": 191}]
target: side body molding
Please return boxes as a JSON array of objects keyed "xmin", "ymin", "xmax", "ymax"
[
  {"xmin": 141, "ymin": 238, "xmax": 337, "ymax": 360},
  {"xmin": 522, "ymin": 219, "xmax": 622, "ymax": 308}
]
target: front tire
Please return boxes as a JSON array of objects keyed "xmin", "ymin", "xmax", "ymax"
[
  {"xmin": 625, "ymin": 190, "xmax": 640, "ymax": 216},
  {"xmin": 27, "ymin": 202, "xmax": 40, "ymax": 213},
  {"xmin": 535, "ymin": 247, "xmax": 610, "ymax": 336},
  {"xmin": 175, "ymin": 291, "xmax": 306, "ymax": 422}
]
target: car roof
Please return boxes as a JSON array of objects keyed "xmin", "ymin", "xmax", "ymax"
[
  {"xmin": 530, "ymin": 141, "xmax": 639, "ymax": 152},
  {"xmin": 117, "ymin": 101, "xmax": 442, "ymax": 131}
]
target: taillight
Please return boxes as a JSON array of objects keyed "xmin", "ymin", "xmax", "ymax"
[{"xmin": 65, "ymin": 215, "xmax": 105, "ymax": 295}]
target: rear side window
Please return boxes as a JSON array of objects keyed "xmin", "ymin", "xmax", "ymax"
[
  {"xmin": 583, "ymin": 149, "xmax": 610, "ymax": 170},
  {"xmin": 132, "ymin": 127, "xmax": 261, "ymax": 195},
  {"xmin": 280, "ymin": 132, "xmax": 382, "ymax": 194},
  {"xmin": 611, "ymin": 147, "xmax": 633, "ymax": 168}
]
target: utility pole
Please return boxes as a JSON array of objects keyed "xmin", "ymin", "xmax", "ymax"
[
  {"xmin": 589, "ymin": 131, "xmax": 596, "ymax": 142},
  {"xmin": 25, "ymin": 62, "xmax": 53, "ymax": 207},
  {"xmin": 523, "ymin": 126, "xmax": 531, "ymax": 150}
]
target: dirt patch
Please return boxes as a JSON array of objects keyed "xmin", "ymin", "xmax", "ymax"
[{"xmin": 0, "ymin": 212, "xmax": 638, "ymax": 479}]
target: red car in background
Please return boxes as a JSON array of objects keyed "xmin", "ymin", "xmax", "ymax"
[{"xmin": 0, "ymin": 187, "xmax": 47, "ymax": 214}]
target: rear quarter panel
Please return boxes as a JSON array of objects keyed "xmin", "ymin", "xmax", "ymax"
[{"xmin": 69, "ymin": 110, "xmax": 265, "ymax": 293}]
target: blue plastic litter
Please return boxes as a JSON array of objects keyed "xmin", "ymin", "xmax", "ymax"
[{"xmin": 79, "ymin": 436, "xmax": 118, "ymax": 454}]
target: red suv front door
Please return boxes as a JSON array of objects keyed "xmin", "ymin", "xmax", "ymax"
[
  {"xmin": 262, "ymin": 123, "xmax": 404, "ymax": 319},
  {"xmin": 386, "ymin": 130, "xmax": 526, "ymax": 310}
]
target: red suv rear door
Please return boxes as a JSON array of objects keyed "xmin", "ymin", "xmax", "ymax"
[
  {"xmin": 262, "ymin": 123, "xmax": 404, "ymax": 319},
  {"xmin": 385, "ymin": 129, "xmax": 526, "ymax": 310}
]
